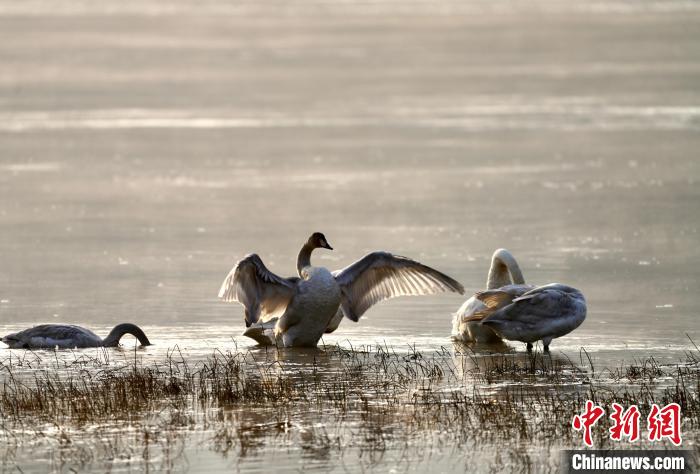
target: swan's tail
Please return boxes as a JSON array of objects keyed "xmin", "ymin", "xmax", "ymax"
[{"xmin": 1, "ymin": 333, "xmax": 21, "ymax": 348}]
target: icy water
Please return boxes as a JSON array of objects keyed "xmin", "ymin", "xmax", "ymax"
[{"xmin": 0, "ymin": 0, "xmax": 699, "ymax": 472}]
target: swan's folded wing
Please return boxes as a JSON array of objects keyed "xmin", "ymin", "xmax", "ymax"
[
  {"xmin": 333, "ymin": 251, "xmax": 464, "ymax": 322},
  {"xmin": 483, "ymin": 284, "xmax": 584, "ymax": 324},
  {"xmin": 3, "ymin": 325, "xmax": 99, "ymax": 348},
  {"xmin": 475, "ymin": 289, "xmax": 516, "ymax": 310},
  {"xmin": 463, "ymin": 284, "xmax": 535, "ymax": 322},
  {"xmin": 218, "ymin": 254, "xmax": 299, "ymax": 326},
  {"xmin": 17, "ymin": 324, "xmax": 98, "ymax": 340},
  {"xmin": 468, "ymin": 284, "xmax": 536, "ymax": 318}
]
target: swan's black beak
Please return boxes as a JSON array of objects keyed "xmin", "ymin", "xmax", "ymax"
[{"xmin": 322, "ymin": 242, "xmax": 333, "ymax": 250}]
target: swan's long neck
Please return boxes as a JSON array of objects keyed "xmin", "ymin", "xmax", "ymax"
[
  {"xmin": 486, "ymin": 249, "xmax": 525, "ymax": 289},
  {"xmin": 297, "ymin": 242, "xmax": 315, "ymax": 277},
  {"xmin": 102, "ymin": 323, "xmax": 151, "ymax": 347}
]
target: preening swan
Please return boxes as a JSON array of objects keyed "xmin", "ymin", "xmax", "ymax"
[
  {"xmin": 478, "ymin": 283, "xmax": 587, "ymax": 352},
  {"xmin": 1, "ymin": 323, "xmax": 151, "ymax": 349},
  {"xmin": 218, "ymin": 232, "xmax": 464, "ymax": 347},
  {"xmin": 452, "ymin": 248, "xmax": 533, "ymax": 343}
]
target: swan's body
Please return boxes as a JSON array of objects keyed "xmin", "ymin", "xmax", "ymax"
[
  {"xmin": 479, "ymin": 283, "xmax": 587, "ymax": 351},
  {"xmin": 276, "ymin": 266, "xmax": 342, "ymax": 347},
  {"xmin": 453, "ymin": 249, "xmax": 532, "ymax": 343},
  {"xmin": 219, "ymin": 232, "xmax": 464, "ymax": 348},
  {"xmin": 1, "ymin": 323, "xmax": 151, "ymax": 349}
]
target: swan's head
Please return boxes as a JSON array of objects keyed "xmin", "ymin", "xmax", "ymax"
[{"xmin": 308, "ymin": 232, "xmax": 333, "ymax": 250}]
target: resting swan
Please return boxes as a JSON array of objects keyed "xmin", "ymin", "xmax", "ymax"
[
  {"xmin": 478, "ymin": 283, "xmax": 587, "ymax": 352},
  {"xmin": 1, "ymin": 323, "xmax": 151, "ymax": 349},
  {"xmin": 452, "ymin": 248, "xmax": 533, "ymax": 343},
  {"xmin": 218, "ymin": 232, "xmax": 464, "ymax": 347}
]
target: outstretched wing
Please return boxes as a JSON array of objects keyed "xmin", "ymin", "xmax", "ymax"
[
  {"xmin": 218, "ymin": 254, "xmax": 299, "ymax": 326},
  {"xmin": 333, "ymin": 251, "xmax": 464, "ymax": 322}
]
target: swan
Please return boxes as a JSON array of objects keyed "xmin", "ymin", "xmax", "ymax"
[
  {"xmin": 477, "ymin": 283, "xmax": 587, "ymax": 352},
  {"xmin": 218, "ymin": 232, "xmax": 464, "ymax": 347},
  {"xmin": 452, "ymin": 248, "xmax": 534, "ymax": 343},
  {"xmin": 1, "ymin": 323, "xmax": 151, "ymax": 349}
]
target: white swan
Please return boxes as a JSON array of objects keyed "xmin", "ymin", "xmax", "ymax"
[
  {"xmin": 218, "ymin": 232, "xmax": 464, "ymax": 347},
  {"xmin": 452, "ymin": 248, "xmax": 533, "ymax": 343},
  {"xmin": 1, "ymin": 323, "xmax": 151, "ymax": 349},
  {"xmin": 478, "ymin": 283, "xmax": 587, "ymax": 352}
]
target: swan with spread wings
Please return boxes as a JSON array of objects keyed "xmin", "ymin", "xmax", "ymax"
[{"xmin": 218, "ymin": 232, "xmax": 464, "ymax": 347}]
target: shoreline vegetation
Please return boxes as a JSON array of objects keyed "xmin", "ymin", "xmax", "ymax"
[{"xmin": 0, "ymin": 342, "xmax": 698, "ymax": 472}]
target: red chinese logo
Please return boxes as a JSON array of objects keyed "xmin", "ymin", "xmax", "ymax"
[
  {"xmin": 573, "ymin": 401, "xmax": 682, "ymax": 446},
  {"xmin": 572, "ymin": 400, "xmax": 605, "ymax": 447},
  {"xmin": 609, "ymin": 403, "xmax": 640, "ymax": 442},
  {"xmin": 647, "ymin": 403, "xmax": 682, "ymax": 446}
]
